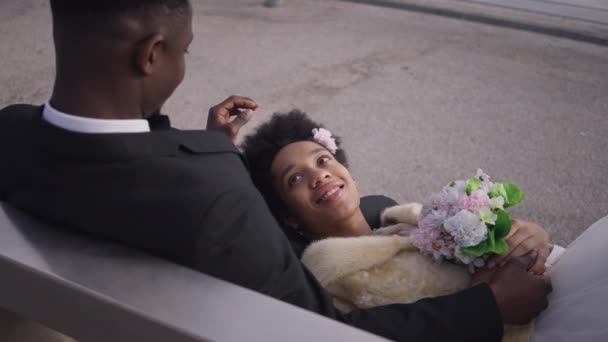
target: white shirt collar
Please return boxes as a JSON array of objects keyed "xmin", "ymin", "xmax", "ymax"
[{"xmin": 42, "ymin": 101, "xmax": 150, "ymax": 134}]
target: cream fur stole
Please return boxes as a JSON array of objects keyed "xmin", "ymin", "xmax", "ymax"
[{"xmin": 301, "ymin": 203, "xmax": 532, "ymax": 342}]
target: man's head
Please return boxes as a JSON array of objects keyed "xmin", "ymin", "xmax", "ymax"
[{"xmin": 50, "ymin": 0, "xmax": 193, "ymax": 118}]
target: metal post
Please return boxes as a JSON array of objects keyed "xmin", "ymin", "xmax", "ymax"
[{"xmin": 264, "ymin": 0, "xmax": 283, "ymax": 7}]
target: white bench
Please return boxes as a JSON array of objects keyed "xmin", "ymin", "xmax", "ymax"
[{"xmin": 0, "ymin": 202, "xmax": 386, "ymax": 342}]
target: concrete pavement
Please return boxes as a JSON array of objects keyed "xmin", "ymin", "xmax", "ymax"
[
  {"xmin": 345, "ymin": 0, "xmax": 608, "ymax": 45},
  {"xmin": 466, "ymin": 0, "xmax": 608, "ymax": 24},
  {"xmin": 1, "ymin": 0, "xmax": 607, "ymax": 247}
]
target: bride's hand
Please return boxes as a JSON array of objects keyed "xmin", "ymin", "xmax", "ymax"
[
  {"xmin": 207, "ymin": 95, "xmax": 258, "ymax": 143},
  {"xmin": 487, "ymin": 219, "xmax": 550, "ymax": 275}
]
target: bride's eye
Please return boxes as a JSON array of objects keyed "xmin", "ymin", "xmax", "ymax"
[
  {"xmin": 317, "ymin": 156, "xmax": 331, "ymax": 166},
  {"xmin": 288, "ymin": 174, "xmax": 303, "ymax": 187}
]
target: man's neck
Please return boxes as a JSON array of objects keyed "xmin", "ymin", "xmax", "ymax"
[{"xmin": 51, "ymin": 82, "xmax": 143, "ymax": 120}]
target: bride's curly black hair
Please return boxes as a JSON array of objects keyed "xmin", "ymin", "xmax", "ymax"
[{"xmin": 240, "ymin": 110, "xmax": 348, "ymax": 224}]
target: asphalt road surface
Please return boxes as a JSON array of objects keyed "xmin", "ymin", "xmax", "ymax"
[{"xmin": 1, "ymin": 0, "xmax": 607, "ymax": 246}]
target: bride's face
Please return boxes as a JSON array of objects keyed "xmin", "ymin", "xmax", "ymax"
[{"xmin": 271, "ymin": 141, "xmax": 361, "ymax": 235}]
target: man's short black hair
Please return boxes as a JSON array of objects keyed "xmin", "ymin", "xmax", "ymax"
[
  {"xmin": 50, "ymin": 0, "xmax": 191, "ymax": 36},
  {"xmin": 50, "ymin": 0, "xmax": 190, "ymax": 17},
  {"xmin": 241, "ymin": 110, "xmax": 348, "ymax": 224}
]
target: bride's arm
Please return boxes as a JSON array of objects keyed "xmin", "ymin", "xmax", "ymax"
[{"xmin": 379, "ymin": 202, "xmax": 422, "ymax": 226}]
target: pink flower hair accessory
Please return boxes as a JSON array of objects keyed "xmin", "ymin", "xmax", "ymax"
[{"xmin": 312, "ymin": 128, "xmax": 338, "ymax": 154}]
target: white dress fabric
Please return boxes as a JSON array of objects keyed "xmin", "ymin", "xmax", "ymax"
[{"xmin": 533, "ymin": 215, "xmax": 608, "ymax": 342}]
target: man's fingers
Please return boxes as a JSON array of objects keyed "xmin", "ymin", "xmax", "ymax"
[
  {"xmin": 529, "ymin": 259, "xmax": 546, "ymax": 275},
  {"xmin": 503, "ymin": 255, "xmax": 530, "ymax": 271},
  {"xmin": 235, "ymin": 96, "xmax": 257, "ymax": 110},
  {"xmin": 219, "ymin": 109, "xmax": 255, "ymax": 143},
  {"xmin": 207, "ymin": 96, "xmax": 258, "ymax": 135},
  {"xmin": 509, "ymin": 236, "xmax": 549, "ymax": 272},
  {"xmin": 529, "ymin": 249, "xmax": 549, "ymax": 274},
  {"xmin": 513, "ymin": 250, "xmax": 537, "ymax": 270},
  {"xmin": 486, "ymin": 255, "xmax": 502, "ymax": 270},
  {"xmin": 209, "ymin": 96, "xmax": 257, "ymax": 118},
  {"xmin": 219, "ymin": 95, "xmax": 257, "ymax": 113},
  {"xmin": 229, "ymin": 109, "xmax": 254, "ymax": 128},
  {"xmin": 508, "ymin": 238, "xmax": 536, "ymax": 259},
  {"xmin": 487, "ymin": 251, "xmax": 511, "ymax": 269},
  {"xmin": 468, "ymin": 264, "xmax": 495, "ymax": 287}
]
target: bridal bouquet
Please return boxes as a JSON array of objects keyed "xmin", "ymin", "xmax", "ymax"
[{"xmin": 411, "ymin": 169, "xmax": 524, "ymax": 272}]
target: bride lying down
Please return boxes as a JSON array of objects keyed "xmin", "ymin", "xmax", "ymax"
[{"xmin": 240, "ymin": 110, "xmax": 605, "ymax": 342}]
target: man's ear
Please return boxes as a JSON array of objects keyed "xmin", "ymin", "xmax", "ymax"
[{"xmin": 134, "ymin": 33, "xmax": 165, "ymax": 76}]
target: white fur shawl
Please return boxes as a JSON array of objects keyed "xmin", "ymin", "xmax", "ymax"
[
  {"xmin": 302, "ymin": 233, "xmax": 470, "ymax": 312},
  {"xmin": 301, "ymin": 203, "xmax": 532, "ymax": 342}
]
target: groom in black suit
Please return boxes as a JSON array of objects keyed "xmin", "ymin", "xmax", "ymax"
[{"xmin": 0, "ymin": 1, "xmax": 551, "ymax": 341}]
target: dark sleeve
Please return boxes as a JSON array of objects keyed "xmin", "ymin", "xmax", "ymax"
[
  {"xmin": 338, "ymin": 284, "xmax": 503, "ymax": 341},
  {"xmin": 360, "ymin": 195, "xmax": 399, "ymax": 229},
  {"xmin": 190, "ymin": 185, "xmax": 503, "ymax": 342}
]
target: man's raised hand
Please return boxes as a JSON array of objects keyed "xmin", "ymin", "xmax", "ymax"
[{"xmin": 207, "ymin": 96, "xmax": 258, "ymax": 143}]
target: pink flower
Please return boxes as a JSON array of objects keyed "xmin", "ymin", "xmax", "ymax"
[
  {"xmin": 451, "ymin": 195, "xmax": 470, "ymax": 215},
  {"xmin": 466, "ymin": 190, "xmax": 490, "ymax": 212},
  {"xmin": 422, "ymin": 192, "xmax": 450, "ymax": 216},
  {"xmin": 441, "ymin": 186, "xmax": 460, "ymax": 205},
  {"xmin": 312, "ymin": 128, "xmax": 338, "ymax": 154},
  {"xmin": 411, "ymin": 226, "xmax": 440, "ymax": 251},
  {"xmin": 430, "ymin": 240, "xmax": 452, "ymax": 260}
]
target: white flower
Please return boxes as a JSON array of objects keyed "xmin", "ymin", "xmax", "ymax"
[
  {"xmin": 489, "ymin": 196, "xmax": 504, "ymax": 210},
  {"xmin": 442, "ymin": 186, "xmax": 460, "ymax": 206},
  {"xmin": 452, "ymin": 180, "xmax": 467, "ymax": 195},
  {"xmin": 477, "ymin": 208, "xmax": 497, "ymax": 225},
  {"xmin": 422, "ymin": 192, "xmax": 448, "ymax": 217},
  {"xmin": 429, "ymin": 240, "xmax": 452, "ymax": 261},
  {"xmin": 443, "ymin": 210, "xmax": 478, "ymax": 234},
  {"xmin": 444, "ymin": 210, "xmax": 488, "ymax": 248},
  {"xmin": 476, "ymin": 168, "xmax": 494, "ymax": 193},
  {"xmin": 476, "ymin": 169, "xmax": 490, "ymax": 183},
  {"xmin": 480, "ymin": 181, "xmax": 494, "ymax": 193}
]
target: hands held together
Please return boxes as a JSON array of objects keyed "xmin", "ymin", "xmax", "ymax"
[
  {"xmin": 471, "ymin": 256, "xmax": 552, "ymax": 325},
  {"xmin": 471, "ymin": 219, "xmax": 553, "ymax": 325},
  {"xmin": 488, "ymin": 219, "xmax": 551, "ymax": 275}
]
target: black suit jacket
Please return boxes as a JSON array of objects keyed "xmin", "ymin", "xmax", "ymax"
[{"xmin": 0, "ymin": 104, "xmax": 503, "ymax": 342}]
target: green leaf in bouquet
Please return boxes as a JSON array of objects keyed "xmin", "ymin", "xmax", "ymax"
[
  {"xmin": 488, "ymin": 184, "xmax": 503, "ymax": 198},
  {"xmin": 493, "ymin": 209, "xmax": 512, "ymax": 240},
  {"xmin": 502, "ymin": 183, "xmax": 524, "ymax": 208},
  {"xmin": 492, "ymin": 239, "xmax": 509, "ymax": 255},
  {"xmin": 486, "ymin": 226, "xmax": 496, "ymax": 248},
  {"xmin": 489, "ymin": 183, "xmax": 525, "ymax": 209},
  {"xmin": 462, "ymin": 220, "xmax": 511, "ymax": 257},
  {"xmin": 462, "ymin": 240, "xmax": 488, "ymax": 257},
  {"xmin": 466, "ymin": 178, "xmax": 481, "ymax": 195}
]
